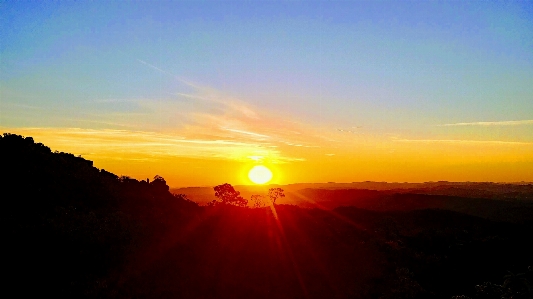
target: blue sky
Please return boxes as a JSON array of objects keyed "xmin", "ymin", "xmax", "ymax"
[
  {"xmin": 2, "ymin": 1, "xmax": 533, "ymax": 185},
  {"xmin": 3, "ymin": 1, "xmax": 532, "ymax": 126}
]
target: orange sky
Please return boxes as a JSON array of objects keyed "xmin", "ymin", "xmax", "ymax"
[{"xmin": 3, "ymin": 115, "xmax": 532, "ymax": 187}]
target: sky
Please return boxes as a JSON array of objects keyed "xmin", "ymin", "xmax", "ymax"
[{"xmin": 1, "ymin": 1, "xmax": 533, "ymax": 187}]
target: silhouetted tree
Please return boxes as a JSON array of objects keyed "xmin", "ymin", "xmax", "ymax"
[
  {"xmin": 251, "ymin": 194, "xmax": 265, "ymax": 208},
  {"xmin": 213, "ymin": 183, "xmax": 248, "ymax": 207},
  {"xmin": 268, "ymin": 188, "xmax": 285, "ymax": 204},
  {"xmin": 150, "ymin": 175, "xmax": 170, "ymax": 194}
]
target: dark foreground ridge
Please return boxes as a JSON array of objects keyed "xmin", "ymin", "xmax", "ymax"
[{"xmin": 1, "ymin": 133, "xmax": 533, "ymax": 299}]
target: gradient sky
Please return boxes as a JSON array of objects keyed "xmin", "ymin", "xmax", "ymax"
[{"xmin": 1, "ymin": 1, "xmax": 533, "ymax": 187}]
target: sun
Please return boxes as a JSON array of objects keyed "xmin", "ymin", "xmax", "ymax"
[{"xmin": 248, "ymin": 165, "xmax": 273, "ymax": 184}]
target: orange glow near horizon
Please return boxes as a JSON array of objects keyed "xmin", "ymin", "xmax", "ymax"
[{"xmin": 2, "ymin": 125, "xmax": 533, "ymax": 187}]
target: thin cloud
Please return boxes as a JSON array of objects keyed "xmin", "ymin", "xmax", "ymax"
[
  {"xmin": 222, "ymin": 128, "xmax": 270, "ymax": 139},
  {"xmin": 1, "ymin": 127, "xmax": 305, "ymax": 163},
  {"xmin": 91, "ymin": 98, "xmax": 141, "ymax": 103},
  {"xmin": 392, "ymin": 138, "xmax": 532, "ymax": 145},
  {"xmin": 439, "ymin": 120, "xmax": 533, "ymax": 126},
  {"xmin": 129, "ymin": 60, "xmax": 327, "ymax": 160},
  {"xmin": 64, "ymin": 118, "xmax": 140, "ymax": 128},
  {"xmin": 137, "ymin": 59, "xmax": 177, "ymax": 79},
  {"xmin": 174, "ymin": 93, "xmax": 208, "ymax": 101},
  {"xmin": 137, "ymin": 59, "xmax": 200, "ymax": 89},
  {"xmin": 137, "ymin": 59, "xmax": 260, "ymax": 120},
  {"xmin": 2, "ymin": 103, "xmax": 45, "ymax": 110}
]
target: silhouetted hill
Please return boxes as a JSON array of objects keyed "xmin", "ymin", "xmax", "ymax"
[
  {"xmin": 333, "ymin": 206, "xmax": 533, "ymax": 298},
  {"xmin": 173, "ymin": 181, "xmax": 533, "ymax": 206},
  {"xmin": 294, "ymin": 189, "xmax": 533, "ymax": 224},
  {"xmin": 0, "ymin": 133, "xmax": 199, "ymax": 297},
  {"xmin": 173, "ymin": 185, "xmax": 533, "ymax": 224}
]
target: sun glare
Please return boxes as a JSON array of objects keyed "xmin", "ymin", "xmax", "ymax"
[{"xmin": 248, "ymin": 165, "xmax": 273, "ymax": 184}]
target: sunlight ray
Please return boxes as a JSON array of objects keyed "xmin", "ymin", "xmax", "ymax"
[{"xmin": 268, "ymin": 202, "xmax": 310, "ymax": 298}]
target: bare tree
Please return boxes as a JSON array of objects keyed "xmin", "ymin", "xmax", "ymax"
[{"xmin": 268, "ymin": 188, "xmax": 285, "ymax": 205}]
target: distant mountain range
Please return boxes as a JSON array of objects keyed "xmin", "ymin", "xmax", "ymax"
[{"xmin": 172, "ymin": 182, "xmax": 533, "ymax": 224}]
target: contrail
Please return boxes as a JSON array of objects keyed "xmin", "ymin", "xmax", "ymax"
[{"xmin": 136, "ymin": 59, "xmax": 199, "ymax": 88}]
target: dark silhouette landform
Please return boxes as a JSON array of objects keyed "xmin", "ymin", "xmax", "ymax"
[
  {"xmin": 2, "ymin": 133, "xmax": 533, "ymax": 299},
  {"xmin": 173, "ymin": 183, "xmax": 533, "ymax": 223}
]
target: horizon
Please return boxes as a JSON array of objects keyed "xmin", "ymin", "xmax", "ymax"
[
  {"xmin": 2, "ymin": 1, "xmax": 533, "ymax": 186},
  {"xmin": 172, "ymin": 180, "xmax": 533, "ymax": 190}
]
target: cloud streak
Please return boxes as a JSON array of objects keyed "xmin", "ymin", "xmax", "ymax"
[
  {"xmin": 222, "ymin": 128, "xmax": 270, "ymax": 140},
  {"xmin": 439, "ymin": 120, "xmax": 533, "ymax": 126},
  {"xmin": 392, "ymin": 138, "xmax": 533, "ymax": 146},
  {"xmin": 136, "ymin": 59, "xmax": 206, "ymax": 92},
  {"xmin": 1, "ymin": 127, "xmax": 305, "ymax": 163},
  {"xmin": 0, "ymin": 60, "xmax": 351, "ymax": 166}
]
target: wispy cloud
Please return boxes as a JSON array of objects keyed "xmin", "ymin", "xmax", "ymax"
[
  {"xmin": 439, "ymin": 120, "xmax": 533, "ymax": 126},
  {"xmin": 392, "ymin": 138, "xmax": 533, "ymax": 145},
  {"xmin": 138, "ymin": 59, "xmax": 260, "ymax": 120},
  {"xmin": 90, "ymin": 98, "xmax": 143, "ymax": 104},
  {"xmin": 1, "ymin": 102, "xmax": 45, "ymax": 110},
  {"xmin": 222, "ymin": 128, "xmax": 270, "ymax": 140},
  {"xmin": 137, "ymin": 59, "xmax": 182, "ymax": 81},
  {"xmin": 167, "ymin": 82, "xmax": 326, "ymax": 153},
  {"xmin": 1, "ymin": 127, "xmax": 305, "ymax": 163},
  {"xmin": 63, "ymin": 118, "xmax": 140, "ymax": 128},
  {"xmin": 137, "ymin": 59, "xmax": 164, "ymax": 72},
  {"xmin": 0, "ymin": 60, "xmax": 330, "ymax": 164},
  {"xmin": 137, "ymin": 59, "xmax": 205, "ymax": 91}
]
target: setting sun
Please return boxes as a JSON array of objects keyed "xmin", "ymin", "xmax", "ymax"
[{"xmin": 248, "ymin": 165, "xmax": 273, "ymax": 184}]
